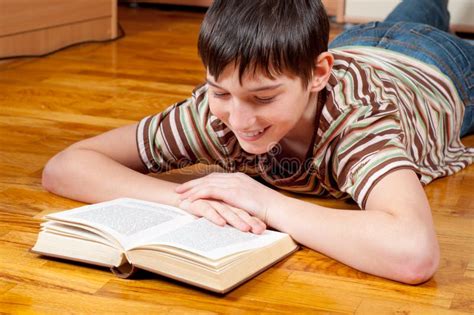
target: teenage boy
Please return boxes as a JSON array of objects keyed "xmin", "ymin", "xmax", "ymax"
[{"xmin": 42, "ymin": 0, "xmax": 473, "ymax": 284}]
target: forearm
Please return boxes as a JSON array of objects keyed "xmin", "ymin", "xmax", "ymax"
[
  {"xmin": 42, "ymin": 148, "xmax": 181, "ymax": 207},
  {"xmin": 268, "ymin": 196, "xmax": 439, "ymax": 284}
]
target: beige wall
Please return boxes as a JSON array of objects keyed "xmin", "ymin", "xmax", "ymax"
[{"xmin": 345, "ymin": 0, "xmax": 474, "ymax": 32}]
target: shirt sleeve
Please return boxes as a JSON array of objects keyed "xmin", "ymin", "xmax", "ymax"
[
  {"xmin": 136, "ymin": 84, "xmax": 227, "ymax": 173},
  {"xmin": 332, "ymin": 107, "xmax": 418, "ymax": 209}
]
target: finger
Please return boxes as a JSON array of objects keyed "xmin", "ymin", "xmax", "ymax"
[
  {"xmin": 175, "ymin": 172, "xmax": 229, "ymax": 193},
  {"xmin": 248, "ymin": 217, "xmax": 267, "ymax": 234},
  {"xmin": 180, "ymin": 199, "xmax": 226, "ymax": 227},
  {"xmin": 249, "ymin": 217, "xmax": 267, "ymax": 234},
  {"xmin": 177, "ymin": 185, "xmax": 199, "ymax": 200},
  {"xmin": 229, "ymin": 206, "xmax": 267, "ymax": 234},
  {"xmin": 175, "ymin": 177, "xmax": 205, "ymax": 193},
  {"xmin": 180, "ymin": 185, "xmax": 230, "ymax": 203},
  {"xmin": 209, "ymin": 201, "xmax": 251, "ymax": 232},
  {"xmin": 178, "ymin": 186, "xmax": 202, "ymax": 201}
]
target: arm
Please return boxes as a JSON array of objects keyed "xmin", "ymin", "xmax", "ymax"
[
  {"xmin": 42, "ymin": 124, "xmax": 182, "ymax": 206},
  {"xmin": 42, "ymin": 124, "xmax": 267, "ymax": 233},
  {"xmin": 267, "ymin": 169, "xmax": 440, "ymax": 284},
  {"xmin": 176, "ymin": 170, "xmax": 440, "ymax": 284}
]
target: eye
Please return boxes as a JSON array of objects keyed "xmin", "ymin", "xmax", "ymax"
[
  {"xmin": 255, "ymin": 96, "xmax": 276, "ymax": 104},
  {"xmin": 212, "ymin": 92, "xmax": 230, "ymax": 99}
]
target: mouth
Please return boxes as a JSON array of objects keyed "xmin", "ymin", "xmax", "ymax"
[{"xmin": 236, "ymin": 126, "xmax": 270, "ymax": 142}]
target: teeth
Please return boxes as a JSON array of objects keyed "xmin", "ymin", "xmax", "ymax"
[{"xmin": 242, "ymin": 129, "xmax": 264, "ymax": 137}]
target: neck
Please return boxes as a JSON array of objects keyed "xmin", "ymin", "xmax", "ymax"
[
  {"xmin": 278, "ymin": 91, "xmax": 321, "ymax": 162},
  {"xmin": 290, "ymin": 92, "xmax": 319, "ymax": 139}
]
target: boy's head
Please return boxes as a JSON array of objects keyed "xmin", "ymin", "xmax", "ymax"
[
  {"xmin": 198, "ymin": 0, "xmax": 333, "ymax": 155},
  {"xmin": 198, "ymin": 0, "xmax": 330, "ymax": 88}
]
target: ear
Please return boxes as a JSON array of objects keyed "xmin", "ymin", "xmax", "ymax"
[{"xmin": 309, "ymin": 52, "xmax": 334, "ymax": 92}]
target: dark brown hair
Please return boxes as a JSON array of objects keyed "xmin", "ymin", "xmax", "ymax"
[{"xmin": 198, "ymin": 0, "xmax": 330, "ymax": 87}]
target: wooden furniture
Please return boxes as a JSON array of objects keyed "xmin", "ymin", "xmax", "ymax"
[
  {"xmin": 0, "ymin": 0, "xmax": 118, "ymax": 59},
  {"xmin": 344, "ymin": 0, "xmax": 474, "ymax": 33},
  {"xmin": 0, "ymin": 5, "xmax": 473, "ymax": 314}
]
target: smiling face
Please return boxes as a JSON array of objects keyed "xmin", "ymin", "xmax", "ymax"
[{"xmin": 207, "ymin": 64, "xmax": 317, "ymax": 155}]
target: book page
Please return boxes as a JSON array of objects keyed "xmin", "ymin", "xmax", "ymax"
[
  {"xmin": 41, "ymin": 222, "xmax": 115, "ymax": 247},
  {"xmin": 134, "ymin": 217, "xmax": 288, "ymax": 260},
  {"xmin": 46, "ymin": 198, "xmax": 193, "ymax": 244}
]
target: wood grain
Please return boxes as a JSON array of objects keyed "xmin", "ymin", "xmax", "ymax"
[
  {"xmin": 0, "ymin": 0, "xmax": 113, "ymax": 37},
  {"xmin": 0, "ymin": 4, "xmax": 473, "ymax": 314},
  {"xmin": 0, "ymin": 0, "xmax": 117, "ymax": 58}
]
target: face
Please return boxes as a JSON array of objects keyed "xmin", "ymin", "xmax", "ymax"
[{"xmin": 207, "ymin": 65, "xmax": 316, "ymax": 155}]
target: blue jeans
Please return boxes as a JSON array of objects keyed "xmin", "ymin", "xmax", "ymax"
[{"xmin": 329, "ymin": 0, "xmax": 474, "ymax": 137}]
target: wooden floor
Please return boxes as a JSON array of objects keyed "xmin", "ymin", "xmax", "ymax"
[{"xmin": 1, "ymin": 4, "xmax": 473, "ymax": 314}]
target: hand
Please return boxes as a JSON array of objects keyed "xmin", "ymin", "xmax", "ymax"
[
  {"xmin": 179, "ymin": 198, "xmax": 266, "ymax": 234},
  {"xmin": 175, "ymin": 172, "xmax": 283, "ymax": 226}
]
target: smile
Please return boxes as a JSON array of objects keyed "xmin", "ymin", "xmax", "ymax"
[
  {"xmin": 241, "ymin": 129, "xmax": 264, "ymax": 137},
  {"xmin": 236, "ymin": 126, "xmax": 270, "ymax": 141}
]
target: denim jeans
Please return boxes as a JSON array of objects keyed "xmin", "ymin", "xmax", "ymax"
[{"xmin": 329, "ymin": 0, "xmax": 474, "ymax": 137}]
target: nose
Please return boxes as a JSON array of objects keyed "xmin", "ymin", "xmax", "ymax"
[{"xmin": 228, "ymin": 99, "xmax": 257, "ymax": 130}]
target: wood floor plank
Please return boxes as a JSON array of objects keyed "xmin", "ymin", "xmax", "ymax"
[
  {"xmin": 0, "ymin": 231, "xmax": 38, "ymax": 250},
  {"xmin": 0, "ymin": 284, "xmax": 200, "ymax": 314},
  {"xmin": 434, "ymin": 215, "xmax": 474, "ymax": 241},
  {"xmin": 229, "ymin": 270, "xmax": 362, "ymax": 313},
  {"xmin": 0, "ymin": 84, "xmax": 186, "ymax": 121},
  {"xmin": 448, "ymin": 274, "xmax": 474, "ymax": 313},
  {"xmin": 278, "ymin": 247, "xmax": 373, "ymax": 281},
  {"xmin": 355, "ymin": 297, "xmax": 470, "ymax": 315},
  {"xmin": 287, "ymin": 270, "xmax": 454, "ymax": 309},
  {"xmin": 0, "ymin": 228, "xmax": 9, "ymax": 238},
  {"xmin": 0, "ymin": 213, "xmax": 39, "ymax": 234},
  {"xmin": 0, "ymin": 280, "xmax": 16, "ymax": 296},
  {"xmin": 96, "ymin": 277, "xmax": 272, "ymax": 314},
  {"xmin": 464, "ymin": 261, "xmax": 474, "ymax": 278},
  {"xmin": 98, "ymin": 267, "xmax": 360, "ymax": 313},
  {"xmin": 451, "ymin": 293, "xmax": 474, "ymax": 313},
  {"xmin": 0, "ymin": 247, "xmax": 113, "ymax": 295}
]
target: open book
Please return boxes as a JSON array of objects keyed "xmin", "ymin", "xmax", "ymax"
[{"xmin": 32, "ymin": 198, "xmax": 299, "ymax": 294}]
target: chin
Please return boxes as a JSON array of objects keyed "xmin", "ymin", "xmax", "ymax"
[
  {"xmin": 235, "ymin": 141, "xmax": 262, "ymax": 154},
  {"xmin": 243, "ymin": 148, "xmax": 268, "ymax": 155},
  {"xmin": 238, "ymin": 142, "xmax": 272, "ymax": 155}
]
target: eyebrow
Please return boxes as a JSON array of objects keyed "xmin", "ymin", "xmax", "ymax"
[{"xmin": 206, "ymin": 79, "xmax": 283, "ymax": 92}]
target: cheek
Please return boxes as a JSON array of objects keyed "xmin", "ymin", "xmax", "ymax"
[
  {"xmin": 273, "ymin": 99, "xmax": 303, "ymax": 124},
  {"xmin": 268, "ymin": 97, "xmax": 308, "ymax": 131},
  {"xmin": 209, "ymin": 101, "xmax": 229, "ymax": 122}
]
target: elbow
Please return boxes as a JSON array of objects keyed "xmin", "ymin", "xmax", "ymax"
[
  {"xmin": 394, "ymin": 234, "xmax": 440, "ymax": 285},
  {"xmin": 42, "ymin": 150, "xmax": 71, "ymax": 195},
  {"xmin": 398, "ymin": 250, "xmax": 439, "ymax": 285}
]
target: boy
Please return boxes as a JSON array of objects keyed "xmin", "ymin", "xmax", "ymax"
[{"xmin": 42, "ymin": 0, "xmax": 474, "ymax": 284}]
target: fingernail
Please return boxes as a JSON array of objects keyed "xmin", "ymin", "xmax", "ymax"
[
  {"xmin": 255, "ymin": 224, "xmax": 265, "ymax": 233},
  {"xmin": 242, "ymin": 224, "xmax": 251, "ymax": 232}
]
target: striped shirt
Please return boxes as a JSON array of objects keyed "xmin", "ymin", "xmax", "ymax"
[{"xmin": 137, "ymin": 46, "xmax": 474, "ymax": 209}]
